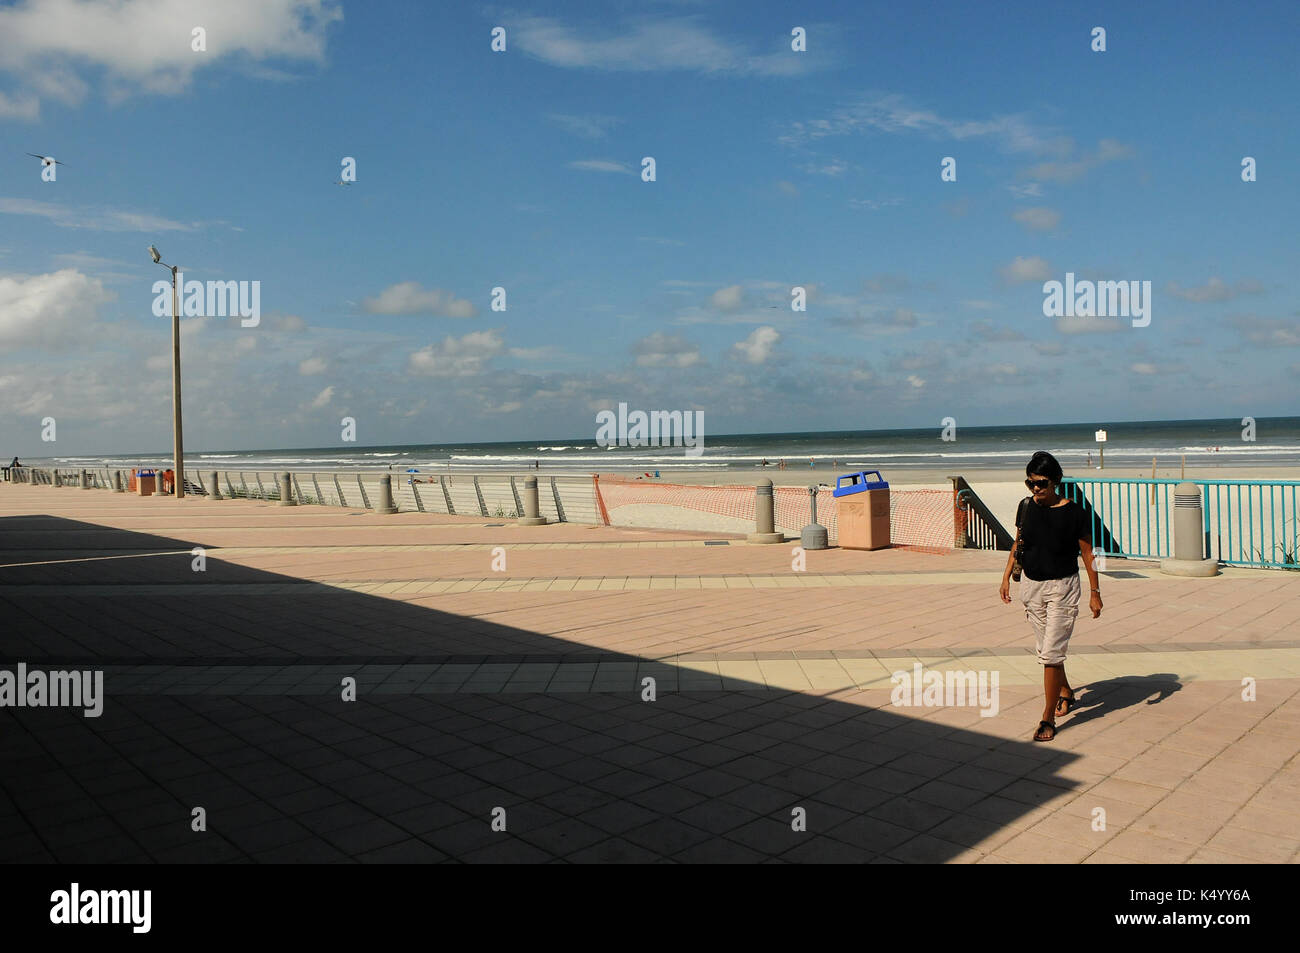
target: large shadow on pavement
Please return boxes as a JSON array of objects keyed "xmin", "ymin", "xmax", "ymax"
[{"xmin": 0, "ymin": 508, "xmax": 1085, "ymax": 863}]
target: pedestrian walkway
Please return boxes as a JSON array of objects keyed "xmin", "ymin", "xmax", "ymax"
[{"xmin": 1, "ymin": 485, "xmax": 1297, "ymax": 863}]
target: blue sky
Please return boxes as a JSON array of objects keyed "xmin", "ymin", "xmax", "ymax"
[{"xmin": 1, "ymin": 0, "xmax": 1297, "ymax": 456}]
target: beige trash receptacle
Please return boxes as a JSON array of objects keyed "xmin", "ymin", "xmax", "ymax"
[
  {"xmin": 137, "ymin": 469, "xmax": 156, "ymax": 497},
  {"xmin": 834, "ymin": 470, "xmax": 890, "ymax": 550}
]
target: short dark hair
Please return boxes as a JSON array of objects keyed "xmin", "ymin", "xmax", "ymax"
[{"xmin": 1026, "ymin": 450, "xmax": 1063, "ymax": 484}]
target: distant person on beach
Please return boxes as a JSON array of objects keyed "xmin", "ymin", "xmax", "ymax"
[
  {"xmin": 809, "ymin": 457, "xmax": 815, "ymax": 468},
  {"xmin": 999, "ymin": 450, "xmax": 1103, "ymax": 743},
  {"xmin": 760, "ymin": 458, "xmax": 769, "ymax": 468},
  {"xmin": 779, "ymin": 459, "xmax": 786, "ymax": 470}
]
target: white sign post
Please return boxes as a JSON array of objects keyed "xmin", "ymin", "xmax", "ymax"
[{"xmin": 1095, "ymin": 429, "xmax": 1108, "ymax": 470}]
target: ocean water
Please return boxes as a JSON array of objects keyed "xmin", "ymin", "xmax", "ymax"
[{"xmin": 34, "ymin": 417, "xmax": 1300, "ymax": 475}]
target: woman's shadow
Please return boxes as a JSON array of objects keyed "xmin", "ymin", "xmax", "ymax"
[{"xmin": 1060, "ymin": 674, "xmax": 1182, "ymax": 731}]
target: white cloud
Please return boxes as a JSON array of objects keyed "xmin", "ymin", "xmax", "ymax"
[
  {"xmin": 1020, "ymin": 139, "xmax": 1135, "ymax": 184},
  {"xmin": 0, "ymin": 0, "xmax": 342, "ymax": 114},
  {"xmin": 310, "ymin": 385, "xmax": 334, "ymax": 407},
  {"xmin": 1168, "ymin": 277, "xmax": 1263, "ymax": 302},
  {"xmin": 1230, "ymin": 315, "xmax": 1300, "ymax": 347},
  {"xmin": 865, "ymin": 274, "xmax": 911, "ymax": 293},
  {"xmin": 362, "ymin": 281, "xmax": 477, "ymax": 318},
  {"xmin": 1055, "ymin": 315, "xmax": 1124, "ymax": 334},
  {"xmin": 408, "ymin": 330, "xmax": 504, "ymax": 376},
  {"xmin": 511, "ymin": 15, "xmax": 813, "ymax": 76},
  {"xmin": 299, "ymin": 356, "xmax": 327, "ymax": 375},
  {"xmin": 0, "ymin": 268, "xmax": 113, "ymax": 351},
  {"xmin": 269, "ymin": 314, "xmax": 307, "ymax": 332},
  {"xmin": 710, "ymin": 284, "xmax": 745, "ymax": 312},
  {"xmin": 0, "ymin": 197, "xmax": 195, "ymax": 232},
  {"xmin": 1130, "ymin": 363, "xmax": 1158, "ymax": 375},
  {"xmin": 731, "ymin": 326, "xmax": 779, "ymax": 364},
  {"xmin": 1012, "ymin": 207, "xmax": 1061, "ymax": 231},
  {"xmin": 633, "ymin": 331, "xmax": 701, "ymax": 368},
  {"xmin": 0, "ymin": 90, "xmax": 39, "ymax": 119},
  {"xmin": 567, "ymin": 159, "xmax": 632, "ymax": 174},
  {"xmin": 970, "ymin": 321, "xmax": 1024, "ymax": 342},
  {"xmin": 848, "ymin": 197, "xmax": 903, "ymax": 211},
  {"xmin": 781, "ymin": 93, "xmax": 1052, "ymax": 152},
  {"xmin": 803, "ymin": 158, "xmax": 848, "ymax": 176},
  {"xmin": 547, "ymin": 113, "xmax": 621, "ymax": 138},
  {"xmin": 999, "ymin": 256, "xmax": 1051, "ymax": 285},
  {"xmin": 1007, "ymin": 183, "xmax": 1044, "ymax": 199},
  {"xmin": 906, "ymin": 374, "xmax": 925, "ymax": 388}
]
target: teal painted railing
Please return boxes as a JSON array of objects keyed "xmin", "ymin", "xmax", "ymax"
[{"xmin": 1060, "ymin": 477, "xmax": 1300, "ymax": 569}]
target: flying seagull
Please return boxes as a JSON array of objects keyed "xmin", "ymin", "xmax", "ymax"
[{"xmin": 27, "ymin": 153, "xmax": 65, "ymax": 166}]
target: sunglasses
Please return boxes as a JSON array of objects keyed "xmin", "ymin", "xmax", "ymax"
[{"xmin": 1025, "ymin": 478, "xmax": 1052, "ymax": 490}]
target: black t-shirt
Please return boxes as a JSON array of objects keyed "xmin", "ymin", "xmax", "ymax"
[{"xmin": 1016, "ymin": 497, "xmax": 1091, "ymax": 581}]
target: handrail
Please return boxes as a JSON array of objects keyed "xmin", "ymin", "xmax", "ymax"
[
  {"xmin": 1062, "ymin": 476, "xmax": 1300, "ymax": 569},
  {"xmin": 949, "ymin": 476, "xmax": 1014, "ymax": 551}
]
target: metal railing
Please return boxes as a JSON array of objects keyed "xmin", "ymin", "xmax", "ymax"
[
  {"xmin": 950, "ymin": 476, "xmax": 1014, "ymax": 551},
  {"xmin": 1061, "ymin": 476, "xmax": 1300, "ymax": 569}
]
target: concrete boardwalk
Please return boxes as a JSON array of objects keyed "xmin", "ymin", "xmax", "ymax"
[{"xmin": 1, "ymin": 485, "xmax": 1298, "ymax": 864}]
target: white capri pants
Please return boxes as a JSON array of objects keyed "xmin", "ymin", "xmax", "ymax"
[{"xmin": 1020, "ymin": 574, "xmax": 1081, "ymax": 666}]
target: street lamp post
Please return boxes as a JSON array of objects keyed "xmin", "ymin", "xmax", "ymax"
[{"xmin": 149, "ymin": 245, "xmax": 185, "ymax": 499}]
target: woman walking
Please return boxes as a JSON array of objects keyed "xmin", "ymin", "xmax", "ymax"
[{"xmin": 999, "ymin": 451, "xmax": 1103, "ymax": 741}]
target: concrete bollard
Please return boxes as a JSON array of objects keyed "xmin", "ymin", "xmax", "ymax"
[
  {"xmin": 375, "ymin": 473, "xmax": 397, "ymax": 514},
  {"xmin": 1160, "ymin": 482, "xmax": 1218, "ymax": 576},
  {"xmin": 80, "ymin": 469, "xmax": 89, "ymax": 489},
  {"xmin": 278, "ymin": 472, "xmax": 296, "ymax": 506},
  {"xmin": 208, "ymin": 471, "xmax": 223, "ymax": 500},
  {"xmin": 113, "ymin": 470, "xmax": 125, "ymax": 493},
  {"xmin": 518, "ymin": 476, "xmax": 548, "ymax": 526},
  {"xmin": 800, "ymin": 485, "xmax": 829, "ymax": 551},
  {"xmin": 747, "ymin": 479, "xmax": 784, "ymax": 543},
  {"xmin": 51, "ymin": 468, "xmax": 59, "ymax": 487}
]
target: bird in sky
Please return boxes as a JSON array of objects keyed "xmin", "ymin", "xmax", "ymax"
[{"xmin": 27, "ymin": 153, "xmax": 65, "ymax": 166}]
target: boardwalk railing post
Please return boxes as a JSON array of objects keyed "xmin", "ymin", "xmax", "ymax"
[
  {"xmin": 80, "ymin": 469, "xmax": 89, "ymax": 489},
  {"xmin": 1160, "ymin": 482, "xmax": 1218, "ymax": 577},
  {"xmin": 208, "ymin": 471, "xmax": 223, "ymax": 500},
  {"xmin": 279, "ymin": 472, "xmax": 296, "ymax": 506},
  {"xmin": 747, "ymin": 478, "xmax": 783, "ymax": 543},
  {"xmin": 376, "ymin": 474, "xmax": 397, "ymax": 514},
  {"xmin": 518, "ymin": 476, "xmax": 548, "ymax": 526}
]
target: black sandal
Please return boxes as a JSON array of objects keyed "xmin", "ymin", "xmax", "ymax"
[
  {"xmin": 1033, "ymin": 720, "xmax": 1057, "ymax": 742},
  {"xmin": 1055, "ymin": 690, "xmax": 1076, "ymax": 717}
]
